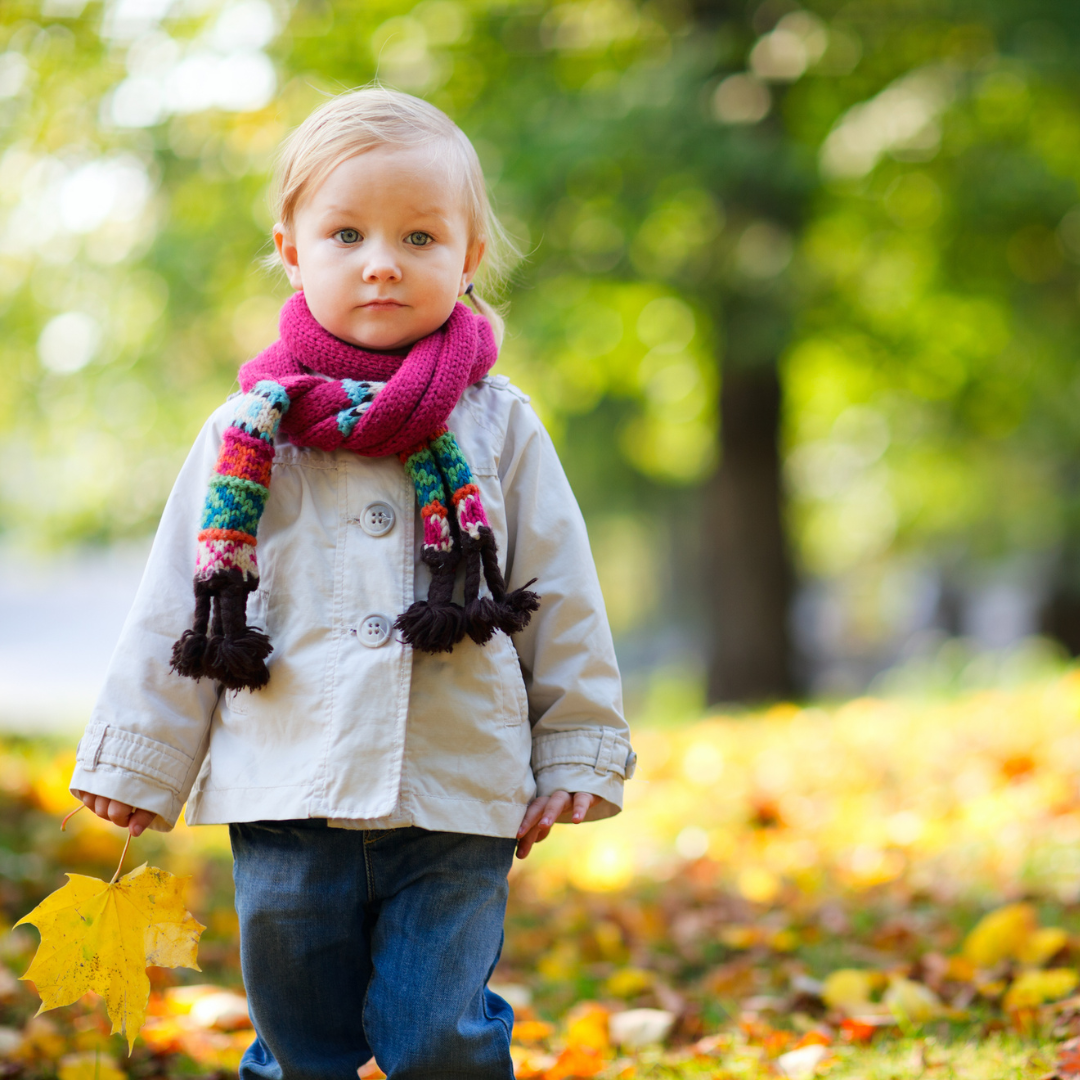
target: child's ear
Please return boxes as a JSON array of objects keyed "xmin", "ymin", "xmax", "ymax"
[
  {"xmin": 274, "ymin": 223, "xmax": 304, "ymax": 290},
  {"xmin": 460, "ymin": 240, "xmax": 486, "ymax": 293}
]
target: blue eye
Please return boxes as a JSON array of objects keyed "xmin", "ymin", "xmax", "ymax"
[
  {"xmin": 407, "ymin": 232, "xmax": 432, "ymax": 246},
  {"xmin": 337, "ymin": 229, "xmax": 360, "ymax": 244}
]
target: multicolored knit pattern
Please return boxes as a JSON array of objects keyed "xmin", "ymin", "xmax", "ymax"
[
  {"xmin": 430, "ymin": 429, "xmax": 489, "ymax": 540},
  {"xmin": 398, "ymin": 425, "xmax": 490, "ymax": 555},
  {"xmin": 172, "ymin": 291, "xmax": 540, "ymax": 692},
  {"xmin": 336, "ymin": 379, "xmax": 382, "ymax": 437},
  {"xmin": 194, "ymin": 380, "xmax": 290, "ymax": 586}
]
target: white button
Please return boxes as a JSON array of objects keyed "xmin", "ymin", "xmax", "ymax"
[
  {"xmin": 360, "ymin": 502, "xmax": 396, "ymax": 537},
  {"xmin": 357, "ymin": 614, "xmax": 392, "ymax": 647}
]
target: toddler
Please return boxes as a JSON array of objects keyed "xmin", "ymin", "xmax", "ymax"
[{"xmin": 70, "ymin": 87, "xmax": 634, "ymax": 1080}]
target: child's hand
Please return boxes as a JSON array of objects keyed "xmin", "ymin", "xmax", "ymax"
[
  {"xmin": 516, "ymin": 791, "xmax": 597, "ymax": 859},
  {"xmin": 71, "ymin": 790, "xmax": 156, "ymax": 837}
]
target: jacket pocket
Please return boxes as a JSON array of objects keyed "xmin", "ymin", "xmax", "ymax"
[{"xmin": 493, "ymin": 633, "xmax": 529, "ymax": 727}]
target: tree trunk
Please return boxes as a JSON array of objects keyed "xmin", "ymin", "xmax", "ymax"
[{"xmin": 704, "ymin": 363, "xmax": 794, "ymax": 704}]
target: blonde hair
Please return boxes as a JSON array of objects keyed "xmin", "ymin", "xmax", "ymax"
[{"xmin": 271, "ymin": 86, "xmax": 516, "ymax": 344}]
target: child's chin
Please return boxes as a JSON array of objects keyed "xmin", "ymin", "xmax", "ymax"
[
  {"xmin": 349, "ymin": 317, "xmax": 444, "ymax": 352},
  {"xmin": 340, "ymin": 323, "xmax": 417, "ymax": 352}
]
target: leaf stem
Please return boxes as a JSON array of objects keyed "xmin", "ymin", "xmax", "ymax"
[
  {"xmin": 60, "ymin": 804, "xmax": 85, "ymax": 831},
  {"xmin": 110, "ymin": 829, "xmax": 133, "ymax": 885}
]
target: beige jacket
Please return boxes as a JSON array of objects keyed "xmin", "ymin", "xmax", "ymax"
[{"xmin": 69, "ymin": 375, "xmax": 635, "ymax": 838}]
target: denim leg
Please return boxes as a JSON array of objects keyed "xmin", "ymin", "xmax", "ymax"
[
  {"xmin": 362, "ymin": 829, "xmax": 516, "ymax": 1080},
  {"xmin": 231, "ymin": 821, "xmax": 373, "ymax": 1080}
]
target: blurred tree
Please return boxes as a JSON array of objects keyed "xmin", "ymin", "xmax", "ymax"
[
  {"xmin": 782, "ymin": 0, "xmax": 1080, "ymax": 669},
  {"xmin": 7, "ymin": 0, "xmax": 1080, "ymax": 705}
]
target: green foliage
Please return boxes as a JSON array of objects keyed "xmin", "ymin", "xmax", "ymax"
[{"xmin": 3, "ymin": 0, "xmax": 1080, "ymax": 637}]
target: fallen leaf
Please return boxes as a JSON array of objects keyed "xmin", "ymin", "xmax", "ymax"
[
  {"xmin": 513, "ymin": 1020, "xmax": 555, "ymax": 1044},
  {"xmin": 607, "ymin": 1009, "xmax": 674, "ymax": 1049},
  {"xmin": 720, "ymin": 925, "xmax": 763, "ymax": 950},
  {"xmin": 0, "ymin": 1026, "xmax": 21, "ymax": 1059},
  {"xmin": 15, "ymin": 1016, "xmax": 66, "ymax": 1061},
  {"xmin": 1019, "ymin": 928, "xmax": 1070, "ymax": 968},
  {"xmin": 545, "ymin": 1044, "xmax": 605, "ymax": 1079},
  {"xmin": 58, "ymin": 1052, "xmax": 125, "ymax": 1080},
  {"xmin": 510, "ymin": 1044, "xmax": 555, "ymax": 1080},
  {"xmin": 16, "ymin": 864, "xmax": 204, "ymax": 1052},
  {"xmin": 840, "ymin": 1015, "xmax": 895, "ymax": 1044},
  {"xmin": 564, "ymin": 1002, "xmax": 610, "ymax": 1053},
  {"xmin": 1003, "ymin": 969, "xmax": 1080, "ymax": 1011},
  {"xmin": 793, "ymin": 1031, "xmax": 832, "ymax": 1048},
  {"xmin": 776, "ymin": 1043, "xmax": 830, "ymax": 1079},
  {"xmin": 822, "ymin": 969, "xmax": 883, "ymax": 1014},
  {"xmin": 946, "ymin": 955, "xmax": 977, "ymax": 982},
  {"xmin": 603, "ymin": 968, "xmax": 655, "ymax": 999},
  {"xmin": 189, "ymin": 990, "xmax": 251, "ymax": 1031},
  {"xmin": 883, "ymin": 976, "xmax": 941, "ymax": 1024},
  {"xmin": 1053, "ymin": 1037, "xmax": 1080, "ymax": 1079},
  {"xmin": 963, "ymin": 903, "xmax": 1038, "ymax": 968}
]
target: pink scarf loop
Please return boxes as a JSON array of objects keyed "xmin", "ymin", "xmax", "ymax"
[
  {"xmin": 241, "ymin": 291, "xmax": 497, "ymax": 454},
  {"xmin": 170, "ymin": 292, "xmax": 540, "ymax": 692}
]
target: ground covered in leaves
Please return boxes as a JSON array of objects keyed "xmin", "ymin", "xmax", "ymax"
[{"xmin": 5, "ymin": 674, "xmax": 1080, "ymax": 1078}]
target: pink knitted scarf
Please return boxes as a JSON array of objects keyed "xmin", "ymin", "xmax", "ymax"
[
  {"xmin": 239, "ymin": 291, "xmax": 497, "ymax": 453},
  {"xmin": 170, "ymin": 292, "xmax": 540, "ymax": 692}
]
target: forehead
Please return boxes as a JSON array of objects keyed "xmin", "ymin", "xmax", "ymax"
[{"xmin": 302, "ymin": 143, "xmax": 465, "ymax": 219}]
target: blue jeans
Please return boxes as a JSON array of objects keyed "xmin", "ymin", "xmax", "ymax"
[{"xmin": 230, "ymin": 821, "xmax": 517, "ymax": 1080}]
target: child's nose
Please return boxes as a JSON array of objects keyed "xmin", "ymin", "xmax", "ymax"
[{"xmin": 362, "ymin": 241, "xmax": 401, "ymax": 283}]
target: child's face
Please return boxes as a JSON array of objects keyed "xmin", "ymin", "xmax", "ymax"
[{"xmin": 274, "ymin": 145, "xmax": 483, "ymax": 351}]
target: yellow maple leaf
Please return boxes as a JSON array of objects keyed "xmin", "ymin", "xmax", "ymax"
[{"xmin": 16, "ymin": 863, "xmax": 204, "ymax": 1053}]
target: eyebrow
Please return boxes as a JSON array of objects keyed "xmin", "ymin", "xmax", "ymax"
[{"xmin": 319, "ymin": 204, "xmax": 451, "ymax": 222}]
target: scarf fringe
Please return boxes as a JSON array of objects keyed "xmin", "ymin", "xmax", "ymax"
[
  {"xmin": 394, "ymin": 527, "xmax": 541, "ymax": 653},
  {"xmin": 394, "ymin": 551, "xmax": 464, "ymax": 653},
  {"xmin": 170, "ymin": 570, "xmax": 272, "ymax": 691}
]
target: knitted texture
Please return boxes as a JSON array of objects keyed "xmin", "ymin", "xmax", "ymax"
[{"xmin": 171, "ymin": 292, "xmax": 540, "ymax": 691}]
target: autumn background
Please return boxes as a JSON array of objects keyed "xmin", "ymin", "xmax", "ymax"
[{"xmin": 4, "ymin": 0, "xmax": 1080, "ymax": 1077}]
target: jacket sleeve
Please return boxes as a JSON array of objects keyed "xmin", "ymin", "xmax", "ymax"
[
  {"xmin": 68, "ymin": 406, "xmax": 232, "ymax": 830},
  {"xmin": 498, "ymin": 393, "xmax": 636, "ymax": 822}
]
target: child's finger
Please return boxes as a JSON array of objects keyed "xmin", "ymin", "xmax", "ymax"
[
  {"xmin": 570, "ymin": 792, "xmax": 595, "ymax": 823},
  {"xmin": 538, "ymin": 790, "xmax": 570, "ymax": 829},
  {"xmin": 515, "ymin": 822, "xmax": 543, "ymax": 859},
  {"xmin": 107, "ymin": 799, "xmax": 133, "ymax": 827},
  {"xmin": 516, "ymin": 798, "xmax": 547, "ymax": 839},
  {"xmin": 129, "ymin": 809, "xmax": 156, "ymax": 837}
]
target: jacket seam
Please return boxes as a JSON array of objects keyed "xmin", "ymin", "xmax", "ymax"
[
  {"xmin": 270, "ymin": 457, "xmax": 337, "ymax": 470},
  {"xmin": 79, "ymin": 726, "xmax": 194, "ymax": 773},
  {"xmin": 383, "ymin": 792, "xmax": 528, "ymax": 806},
  {"xmin": 460, "ymin": 385, "xmax": 508, "ymax": 443},
  {"xmin": 392, "ymin": 466, "xmax": 416, "ymax": 819},
  {"xmin": 315, "ymin": 457, "xmax": 346, "ymax": 815},
  {"xmin": 86, "ymin": 758, "xmax": 184, "ymax": 797}
]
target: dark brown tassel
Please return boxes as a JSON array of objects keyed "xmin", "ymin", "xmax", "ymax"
[
  {"xmin": 460, "ymin": 532, "xmax": 501, "ymax": 645},
  {"xmin": 498, "ymin": 582, "xmax": 542, "ymax": 635},
  {"xmin": 394, "ymin": 551, "xmax": 467, "ymax": 653},
  {"xmin": 475, "ymin": 526, "xmax": 541, "ymax": 636},
  {"xmin": 209, "ymin": 575, "xmax": 272, "ymax": 690},
  {"xmin": 170, "ymin": 581, "xmax": 213, "ymax": 678},
  {"xmin": 463, "ymin": 596, "xmax": 500, "ymax": 645},
  {"xmin": 172, "ymin": 570, "xmax": 272, "ymax": 690}
]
